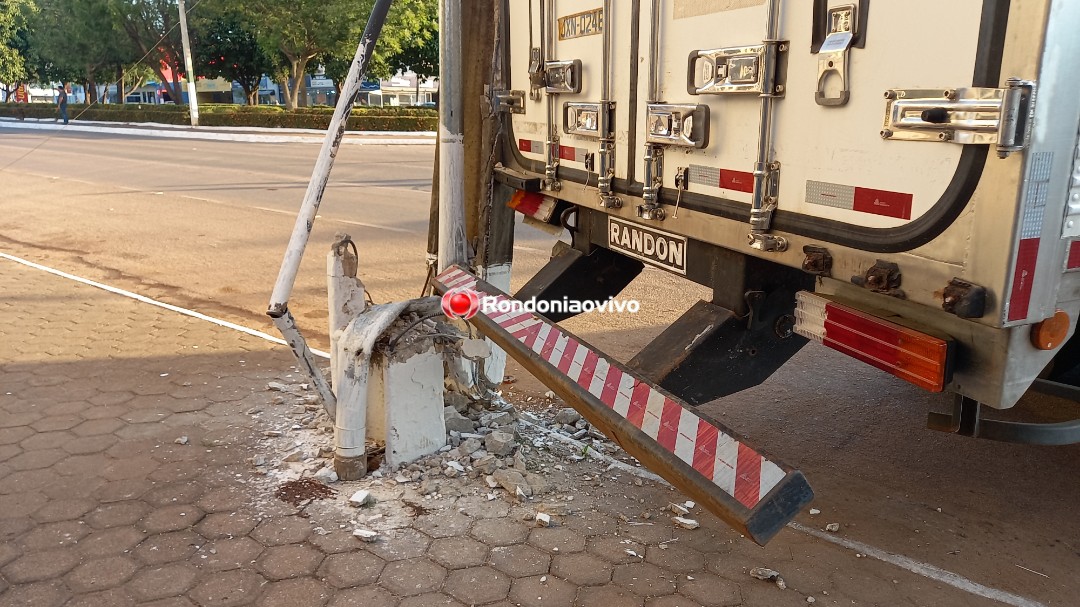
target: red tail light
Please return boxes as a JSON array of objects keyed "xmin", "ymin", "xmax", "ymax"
[{"xmin": 794, "ymin": 292, "xmax": 954, "ymax": 392}]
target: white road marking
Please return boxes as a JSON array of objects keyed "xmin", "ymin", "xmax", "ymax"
[
  {"xmin": 787, "ymin": 522, "xmax": 1047, "ymax": 607},
  {"xmin": 251, "ymin": 206, "xmax": 412, "ymax": 233},
  {"xmin": 0, "ymin": 252, "xmax": 1050, "ymax": 607},
  {"xmin": 0, "ymin": 252, "xmax": 330, "ymax": 359}
]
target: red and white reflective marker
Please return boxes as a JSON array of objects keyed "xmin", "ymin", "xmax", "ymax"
[
  {"xmin": 794, "ymin": 291, "xmax": 953, "ymax": 392},
  {"xmin": 436, "ymin": 266, "xmax": 798, "ymax": 511}
]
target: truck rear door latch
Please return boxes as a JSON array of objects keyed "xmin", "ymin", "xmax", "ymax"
[{"xmin": 881, "ymin": 79, "xmax": 1037, "ymax": 158}]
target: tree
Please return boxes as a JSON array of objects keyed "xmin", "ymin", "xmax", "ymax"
[
  {"xmin": 110, "ymin": 0, "xmax": 188, "ymax": 103},
  {"xmin": 0, "ymin": 0, "xmax": 35, "ymax": 96},
  {"xmin": 30, "ymin": 0, "xmax": 133, "ymax": 103},
  {"xmin": 385, "ymin": 13, "xmax": 437, "ymax": 103},
  {"xmin": 194, "ymin": 12, "xmax": 271, "ymax": 104}
]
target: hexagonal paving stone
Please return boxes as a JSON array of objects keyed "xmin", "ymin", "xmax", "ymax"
[
  {"xmin": 397, "ymin": 593, "xmax": 464, "ymax": 607},
  {"xmin": 256, "ymin": 543, "xmax": 325, "ymax": 580},
  {"xmin": 427, "ymin": 536, "xmax": 489, "ymax": 570},
  {"xmin": 576, "ymin": 585, "xmax": 645, "ymax": 607},
  {"xmin": 140, "ymin": 504, "xmax": 205, "ymax": 534},
  {"xmin": 0, "ymin": 517, "xmax": 35, "ymax": 542},
  {"xmin": 66, "ymin": 587, "xmax": 137, "ymax": 607},
  {"xmin": 646, "ymin": 545, "xmax": 706, "ymax": 573},
  {"xmin": 71, "ymin": 418, "xmax": 126, "ymax": 437},
  {"xmin": 93, "ymin": 479, "xmax": 152, "ymax": 503},
  {"xmin": 646, "ymin": 596, "xmax": 705, "ymax": 607},
  {"xmin": 0, "ymin": 580, "xmax": 72, "ymax": 607},
  {"xmin": 64, "ymin": 555, "xmax": 140, "ymax": 592},
  {"xmin": 367, "ymin": 528, "xmax": 433, "ymax": 561},
  {"xmin": 444, "ymin": 566, "xmax": 512, "ymax": 605},
  {"xmin": 490, "ymin": 544, "xmax": 552, "ymax": 578},
  {"xmin": 317, "ymin": 550, "xmax": 386, "ymax": 588},
  {"xmin": 613, "ymin": 562, "xmax": 679, "ymax": 597},
  {"xmin": 251, "ymin": 517, "xmax": 313, "ymax": 547},
  {"xmin": 586, "ymin": 536, "xmax": 647, "ymax": 564},
  {"xmin": 509, "ymin": 575, "xmax": 577, "ymax": 607},
  {"xmin": 379, "ymin": 557, "xmax": 447, "ymax": 596},
  {"xmin": 528, "ymin": 527, "xmax": 586, "ymax": 554},
  {"xmin": 79, "ymin": 526, "xmax": 147, "ymax": 557},
  {"xmin": 677, "ymin": 572, "xmax": 742, "ymax": 607},
  {"xmin": 1, "ymin": 468, "xmax": 61, "ymax": 495},
  {"xmin": 31, "ymin": 498, "xmax": 95, "ymax": 523},
  {"xmin": 2, "ymin": 548, "xmax": 82, "ymax": 583},
  {"xmin": 197, "ymin": 486, "xmax": 249, "ymax": 513},
  {"xmin": 551, "ymin": 552, "xmax": 613, "ymax": 586},
  {"xmin": 7, "ymin": 448, "xmax": 67, "ymax": 471},
  {"xmin": 326, "ymin": 585, "xmax": 398, "ymax": 607},
  {"xmin": 133, "ymin": 530, "xmax": 203, "ymax": 565},
  {"xmin": 0, "ymin": 490, "xmax": 48, "ymax": 519},
  {"xmin": 0, "ymin": 426, "xmax": 34, "ymax": 445},
  {"xmin": 142, "ymin": 480, "xmax": 206, "ymax": 507},
  {"xmin": 196, "ymin": 511, "xmax": 259, "ymax": 540},
  {"xmin": 413, "ymin": 511, "xmax": 473, "ymax": 539},
  {"xmin": 190, "ymin": 570, "xmax": 266, "ymax": 607},
  {"xmin": 127, "ymin": 563, "xmax": 201, "ymax": 601},
  {"xmin": 62, "ymin": 435, "xmax": 118, "ymax": 456},
  {"xmin": 470, "ymin": 518, "xmax": 529, "ymax": 547},
  {"xmin": 103, "ymin": 457, "xmax": 161, "ymax": 481},
  {"xmin": 19, "ymin": 519, "xmax": 90, "ymax": 550},
  {"xmin": 257, "ymin": 577, "xmax": 332, "ymax": 607},
  {"xmin": 197, "ymin": 537, "xmax": 265, "ymax": 572},
  {"xmin": 85, "ymin": 500, "xmax": 150, "ymax": 529},
  {"xmin": 563, "ymin": 510, "xmax": 618, "ymax": 537},
  {"xmin": 0, "ymin": 542, "xmax": 21, "ymax": 568},
  {"xmin": 19, "ymin": 431, "xmax": 75, "ymax": 451},
  {"xmin": 307, "ymin": 530, "xmax": 358, "ymax": 555}
]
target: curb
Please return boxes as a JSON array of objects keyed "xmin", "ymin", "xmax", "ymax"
[{"xmin": 0, "ymin": 118, "xmax": 436, "ymax": 145}]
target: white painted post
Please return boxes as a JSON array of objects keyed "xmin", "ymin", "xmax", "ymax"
[
  {"xmin": 177, "ymin": 0, "xmax": 200, "ymax": 127},
  {"xmin": 366, "ymin": 349, "xmax": 446, "ymax": 468},
  {"xmin": 437, "ymin": 0, "xmax": 468, "ymax": 272}
]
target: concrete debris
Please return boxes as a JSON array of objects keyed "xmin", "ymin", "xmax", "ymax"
[
  {"xmin": 535, "ymin": 512, "xmax": 552, "ymax": 527},
  {"xmin": 444, "ymin": 407, "xmax": 477, "ymax": 434},
  {"xmin": 669, "ymin": 503, "xmax": 689, "ymax": 516},
  {"xmin": 420, "ymin": 479, "xmax": 442, "ymax": 495},
  {"xmin": 523, "ymin": 472, "xmax": 552, "ymax": 495},
  {"xmin": 513, "ymin": 451, "xmax": 527, "ymax": 471},
  {"xmin": 485, "ymin": 430, "xmax": 518, "ymax": 456},
  {"xmin": 348, "ymin": 490, "xmax": 375, "ymax": 507},
  {"xmin": 809, "ymin": 508, "xmax": 821, "ymax": 515},
  {"xmin": 282, "ymin": 450, "xmax": 304, "ymax": 463},
  {"xmin": 484, "ymin": 475, "xmax": 499, "ymax": 489},
  {"xmin": 481, "ymin": 411, "xmax": 514, "ymax": 427},
  {"xmin": 684, "ymin": 501, "xmax": 695, "ymax": 509},
  {"xmin": 806, "ymin": 597, "xmax": 816, "ymax": 604},
  {"xmin": 313, "ymin": 467, "xmax": 338, "ymax": 484},
  {"xmin": 750, "ymin": 567, "xmax": 782, "ymax": 582},
  {"xmin": 174, "ymin": 436, "xmax": 189, "ymax": 445},
  {"xmin": 554, "ymin": 408, "xmax": 581, "ymax": 425},
  {"xmin": 446, "ymin": 460, "xmax": 466, "ymax": 473},
  {"xmin": 460, "ymin": 438, "xmax": 483, "ymax": 455},
  {"xmin": 493, "ymin": 469, "xmax": 532, "ymax": 497},
  {"xmin": 672, "ymin": 517, "xmax": 700, "ymax": 530},
  {"xmin": 544, "ymin": 391, "xmax": 556, "ymax": 399},
  {"xmin": 352, "ymin": 529, "xmax": 379, "ymax": 542},
  {"xmin": 475, "ymin": 455, "xmax": 499, "ymax": 475},
  {"xmin": 825, "ymin": 523, "xmax": 840, "ymax": 532},
  {"xmin": 267, "ymin": 381, "xmax": 304, "ymax": 394},
  {"xmin": 250, "ymin": 455, "xmax": 267, "ymax": 467},
  {"xmin": 264, "ymin": 430, "xmax": 283, "ymax": 437}
]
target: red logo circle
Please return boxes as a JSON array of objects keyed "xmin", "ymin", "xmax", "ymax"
[{"xmin": 442, "ymin": 288, "xmax": 480, "ymax": 320}]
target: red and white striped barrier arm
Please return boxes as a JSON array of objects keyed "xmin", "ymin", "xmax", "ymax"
[{"xmin": 435, "ymin": 265, "xmax": 813, "ymax": 544}]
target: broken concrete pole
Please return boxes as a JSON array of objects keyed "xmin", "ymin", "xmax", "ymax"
[{"xmin": 366, "ymin": 349, "xmax": 446, "ymax": 469}]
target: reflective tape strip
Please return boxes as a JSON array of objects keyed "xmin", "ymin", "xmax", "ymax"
[
  {"xmin": 806, "ymin": 180, "xmax": 912, "ymax": 220},
  {"xmin": 433, "ymin": 265, "xmax": 785, "ymax": 508},
  {"xmin": 558, "ymin": 145, "xmax": 588, "ymax": 163},
  {"xmin": 518, "ymin": 139, "xmax": 544, "ymax": 154}
]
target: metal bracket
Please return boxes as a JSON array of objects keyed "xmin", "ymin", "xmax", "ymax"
[
  {"xmin": 638, "ymin": 145, "xmax": 666, "ymax": 221},
  {"xmin": 494, "ymin": 90, "xmax": 526, "ymax": 114},
  {"xmin": 747, "ymin": 161, "xmax": 786, "ymax": 252},
  {"xmin": 646, "ymin": 104, "xmax": 710, "ymax": 149},
  {"xmin": 881, "ymin": 79, "xmax": 1037, "ymax": 158},
  {"xmin": 929, "ymin": 394, "xmax": 1080, "ymax": 445},
  {"xmin": 545, "ymin": 60, "xmax": 583, "ymax": 94},
  {"xmin": 851, "ymin": 260, "xmax": 904, "ymax": 297},
  {"xmin": 942, "ymin": 278, "xmax": 987, "ymax": 319},
  {"xmin": 801, "ymin": 245, "xmax": 833, "ymax": 277},
  {"xmin": 814, "ymin": 4, "xmax": 856, "ymax": 107},
  {"xmin": 528, "ymin": 47, "xmax": 545, "ymax": 100},
  {"xmin": 687, "ymin": 41, "xmax": 788, "ymax": 96}
]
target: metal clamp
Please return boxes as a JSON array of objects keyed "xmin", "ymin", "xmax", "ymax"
[
  {"xmin": 494, "ymin": 90, "xmax": 526, "ymax": 114},
  {"xmin": 688, "ymin": 42, "xmax": 787, "ymax": 96},
  {"xmin": 545, "ymin": 60, "xmax": 583, "ymax": 94},
  {"xmin": 645, "ymin": 104, "xmax": 710, "ymax": 149},
  {"xmin": 528, "ymin": 48, "xmax": 545, "ymax": 100},
  {"xmin": 815, "ymin": 4, "xmax": 856, "ymax": 106},
  {"xmin": 881, "ymin": 79, "xmax": 1037, "ymax": 158}
]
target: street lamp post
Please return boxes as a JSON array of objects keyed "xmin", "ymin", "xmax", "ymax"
[{"xmin": 177, "ymin": 0, "xmax": 200, "ymax": 127}]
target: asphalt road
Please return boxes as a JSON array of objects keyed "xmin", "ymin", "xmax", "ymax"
[{"xmin": 2, "ymin": 128, "xmax": 1077, "ymax": 606}]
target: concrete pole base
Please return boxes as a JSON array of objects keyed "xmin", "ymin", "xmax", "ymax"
[{"xmin": 334, "ymin": 454, "xmax": 367, "ymax": 481}]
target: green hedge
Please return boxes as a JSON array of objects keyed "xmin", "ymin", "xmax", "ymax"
[{"xmin": 0, "ymin": 103, "xmax": 437, "ymax": 131}]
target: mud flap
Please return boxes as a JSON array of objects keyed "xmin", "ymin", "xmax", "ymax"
[{"xmin": 434, "ymin": 265, "xmax": 813, "ymax": 545}]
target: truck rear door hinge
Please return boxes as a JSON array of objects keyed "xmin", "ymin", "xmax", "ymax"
[{"xmin": 881, "ymin": 78, "xmax": 1037, "ymax": 158}]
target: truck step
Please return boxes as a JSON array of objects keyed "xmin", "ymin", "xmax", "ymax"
[{"xmin": 434, "ymin": 265, "xmax": 813, "ymax": 545}]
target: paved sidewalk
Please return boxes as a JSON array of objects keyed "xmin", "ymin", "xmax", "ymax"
[{"xmin": 0, "ymin": 256, "xmax": 997, "ymax": 607}]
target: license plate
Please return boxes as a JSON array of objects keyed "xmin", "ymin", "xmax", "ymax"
[{"xmin": 558, "ymin": 8, "xmax": 604, "ymax": 41}]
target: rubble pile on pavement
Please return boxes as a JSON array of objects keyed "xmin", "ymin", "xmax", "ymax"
[{"xmin": 241, "ymin": 370, "xmax": 665, "ymax": 538}]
